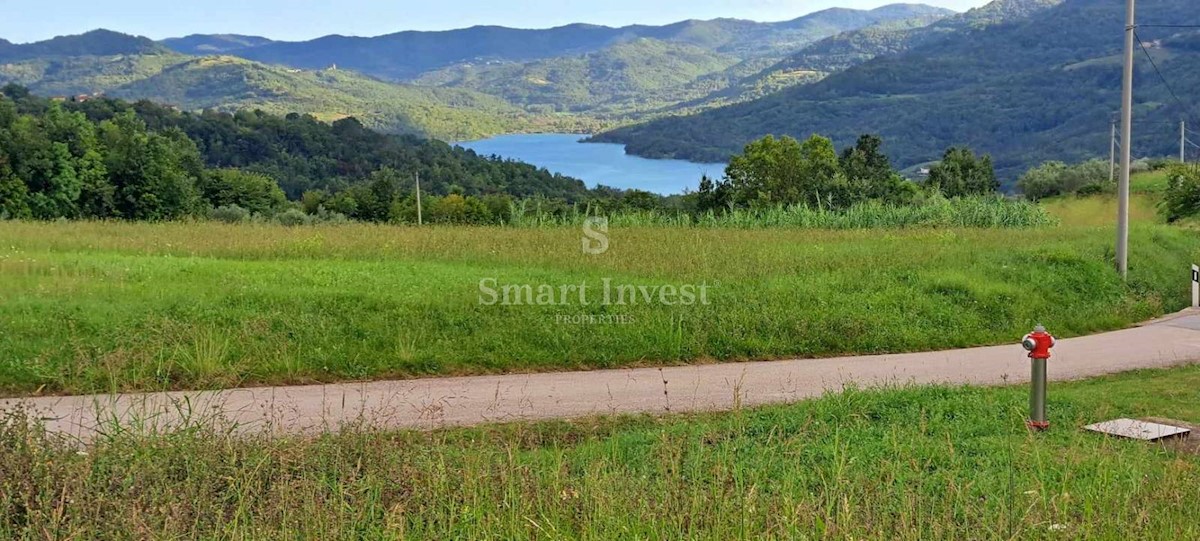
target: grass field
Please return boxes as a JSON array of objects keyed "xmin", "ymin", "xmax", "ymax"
[
  {"xmin": 3, "ymin": 364, "xmax": 1199, "ymax": 539},
  {"xmin": 0, "ymin": 190, "xmax": 1198, "ymax": 396}
]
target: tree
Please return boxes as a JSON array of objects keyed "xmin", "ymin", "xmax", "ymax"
[
  {"xmin": 797, "ymin": 134, "xmax": 847, "ymax": 208},
  {"xmin": 76, "ymin": 148, "xmax": 114, "ymax": 218},
  {"xmin": 694, "ymin": 174, "xmax": 732, "ymax": 214},
  {"xmin": 839, "ymin": 134, "xmax": 892, "ymax": 186},
  {"xmin": 724, "ymin": 134, "xmax": 853, "ymax": 209},
  {"xmin": 725, "ymin": 135, "xmax": 804, "ymax": 207},
  {"xmin": 928, "ymin": 147, "xmax": 998, "ymax": 197},
  {"xmin": 198, "ymin": 169, "xmax": 286, "ymax": 215},
  {"xmin": 429, "ymin": 194, "xmax": 467, "ymax": 223},
  {"xmin": 0, "ymin": 155, "xmax": 31, "ymax": 219},
  {"xmin": 26, "ymin": 142, "xmax": 81, "ymax": 218},
  {"xmin": 621, "ymin": 190, "xmax": 659, "ymax": 211},
  {"xmin": 99, "ymin": 113, "xmax": 201, "ymax": 219}
]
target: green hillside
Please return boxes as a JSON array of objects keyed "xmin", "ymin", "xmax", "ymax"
[
  {"xmin": 720, "ymin": 0, "xmax": 1060, "ymax": 103},
  {"xmin": 160, "ymin": 34, "xmax": 276, "ymax": 55},
  {"xmin": 595, "ymin": 0, "xmax": 1200, "ymax": 184},
  {"xmin": 413, "ymin": 38, "xmax": 741, "ymax": 116},
  {"xmin": 215, "ymin": 5, "xmax": 951, "ymax": 81},
  {"xmin": 111, "ymin": 56, "xmax": 533, "ymax": 141},
  {"xmin": 680, "ymin": 0, "xmax": 1058, "ymax": 108},
  {"xmin": 0, "ymin": 34, "xmax": 567, "ymax": 141},
  {"xmin": 0, "ymin": 29, "xmax": 169, "ymax": 61}
]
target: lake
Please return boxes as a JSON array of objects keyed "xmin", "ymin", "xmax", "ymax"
[{"xmin": 458, "ymin": 133, "xmax": 726, "ymax": 195}]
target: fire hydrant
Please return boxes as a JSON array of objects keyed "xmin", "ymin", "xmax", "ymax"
[{"xmin": 1022, "ymin": 325, "xmax": 1056, "ymax": 431}]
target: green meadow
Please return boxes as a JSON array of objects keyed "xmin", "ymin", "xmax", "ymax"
[
  {"xmin": 4, "ymin": 364, "xmax": 1199, "ymax": 539},
  {"xmin": 1, "ymin": 181, "xmax": 1197, "ymax": 396}
]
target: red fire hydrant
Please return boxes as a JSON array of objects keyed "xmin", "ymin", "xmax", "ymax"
[{"xmin": 1022, "ymin": 325, "xmax": 1056, "ymax": 431}]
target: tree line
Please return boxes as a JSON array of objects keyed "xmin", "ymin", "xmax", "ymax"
[
  {"xmin": 1, "ymin": 84, "xmax": 1006, "ymax": 225},
  {"xmin": 689, "ymin": 133, "xmax": 998, "ymax": 215},
  {"xmin": 0, "ymin": 84, "xmax": 605, "ymax": 222}
]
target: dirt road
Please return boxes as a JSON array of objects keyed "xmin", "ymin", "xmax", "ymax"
[{"xmin": 6, "ymin": 310, "xmax": 1200, "ymax": 441}]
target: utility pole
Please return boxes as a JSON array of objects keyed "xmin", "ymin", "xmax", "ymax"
[
  {"xmin": 1116, "ymin": 0, "xmax": 1135, "ymax": 280},
  {"xmin": 415, "ymin": 172, "xmax": 423, "ymax": 226},
  {"xmin": 1110, "ymin": 120, "xmax": 1118, "ymax": 183},
  {"xmin": 1182, "ymin": 120, "xmax": 1187, "ymax": 163}
]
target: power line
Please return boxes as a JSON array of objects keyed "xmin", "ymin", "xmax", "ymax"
[{"xmin": 1133, "ymin": 30, "xmax": 1193, "ymax": 121}]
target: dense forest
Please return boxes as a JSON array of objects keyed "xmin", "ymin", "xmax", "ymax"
[
  {"xmin": 0, "ymin": 83, "xmax": 1038, "ymax": 226},
  {"xmin": 594, "ymin": 0, "xmax": 1200, "ymax": 185},
  {"xmin": 0, "ymin": 85, "xmax": 599, "ymax": 222},
  {"xmin": 0, "ymin": 31, "xmax": 576, "ymax": 142}
]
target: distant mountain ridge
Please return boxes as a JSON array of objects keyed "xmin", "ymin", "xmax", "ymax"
[
  {"xmin": 0, "ymin": 34, "xmax": 556, "ymax": 141},
  {"xmin": 156, "ymin": 4, "xmax": 954, "ymax": 81},
  {"xmin": 0, "ymin": 29, "xmax": 169, "ymax": 61},
  {"xmin": 160, "ymin": 34, "xmax": 276, "ymax": 55},
  {"xmin": 411, "ymin": 38, "xmax": 744, "ymax": 116},
  {"xmin": 594, "ymin": 0, "xmax": 1200, "ymax": 185},
  {"xmin": 0, "ymin": 4, "xmax": 954, "ymax": 136}
]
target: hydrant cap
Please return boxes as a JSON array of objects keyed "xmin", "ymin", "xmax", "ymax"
[{"xmin": 1034, "ymin": 324, "xmax": 1046, "ymax": 333}]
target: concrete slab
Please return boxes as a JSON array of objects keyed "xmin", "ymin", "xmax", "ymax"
[{"xmin": 1084, "ymin": 419, "xmax": 1192, "ymax": 441}]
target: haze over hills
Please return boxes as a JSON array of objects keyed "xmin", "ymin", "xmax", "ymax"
[
  {"xmin": 4, "ymin": 0, "xmax": 1192, "ymax": 185},
  {"xmin": 159, "ymin": 4, "xmax": 954, "ymax": 81},
  {"xmin": 0, "ymin": 30, "xmax": 567, "ymax": 141},
  {"xmin": 0, "ymin": 4, "xmax": 952, "ymax": 140},
  {"xmin": 160, "ymin": 34, "xmax": 276, "ymax": 55},
  {"xmin": 411, "ymin": 38, "xmax": 744, "ymax": 116},
  {"xmin": 748, "ymin": 0, "xmax": 1063, "ymax": 83},
  {"xmin": 595, "ymin": 0, "xmax": 1200, "ymax": 183}
]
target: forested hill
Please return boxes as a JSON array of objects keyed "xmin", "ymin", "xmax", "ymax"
[
  {"xmin": 0, "ymin": 29, "xmax": 169, "ymax": 61},
  {"xmin": 744, "ymin": 0, "xmax": 1062, "ymax": 86},
  {"xmin": 0, "ymin": 32, "xmax": 557, "ymax": 142},
  {"xmin": 0, "ymin": 84, "xmax": 590, "ymax": 208},
  {"xmin": 160, "ymin": 34, "xmax": 276, "ymax": 55},
  {"xmin": 594, "ymin": 0, "xmax": 1200, "ymax": 184},
  {"xmin": 412, "ymin": 38, "xmax": 743, "ymax": 116},
  {"xmin": 167, "ymin": 4, "xmax": 953, "ymax": 81}
]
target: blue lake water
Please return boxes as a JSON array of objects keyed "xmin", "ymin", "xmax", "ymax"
[{"xmin": 459, "ymin": 133, "xmax": 725, "ymax": 195}]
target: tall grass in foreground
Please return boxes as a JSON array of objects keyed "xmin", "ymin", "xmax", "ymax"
[
  {"xmin": 2, "ymin": 365, "xmax": 1199, "ymax": 539},
  {"xmin": 510, "ymin": 196, "xmax": 1058, "ymax": 229},
  {"xmin": 0, "ymin": 217, "xmax": 1196, "ymax": 396}
]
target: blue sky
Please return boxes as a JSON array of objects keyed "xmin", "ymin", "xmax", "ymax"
[{"xmin": 1, "ymin": 0, "xmax": 992, "ymax": 44}]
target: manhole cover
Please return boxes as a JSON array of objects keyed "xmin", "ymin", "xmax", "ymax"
[{"xmin": 1084, "ymin": 418, "xmax": 1191, "ymax": 441}]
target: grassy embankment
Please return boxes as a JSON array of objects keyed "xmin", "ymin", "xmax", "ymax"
[
  {"xmin": 0, "ymin": 173, "xmax": 1196, "ymax": 396},
  {"xmin": 3, "ymin": 364, "xmax": 1199, "ymax": 538}
]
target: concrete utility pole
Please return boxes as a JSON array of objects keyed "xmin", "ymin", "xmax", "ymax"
[
  {"xmin": 1182, "ymin": 120, "xmax": 1187, "ymax": 163},
  {"xmin": 1116, "ymin": 0, "xmax": 1136, "ymax": 280},
  {"xmin": 415, "ymin": 172, "xmax": 424, "ymax": 225},
  {"xmin": 1110, "ymin": 120, "xmax": 1118, "ymax": 183}
]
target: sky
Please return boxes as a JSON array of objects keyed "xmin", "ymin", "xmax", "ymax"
[{"xmin": 0, "ymin": 0, "xmax": 993, "ymax": 44}]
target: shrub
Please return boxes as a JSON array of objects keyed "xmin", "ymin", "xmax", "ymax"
[
  {"xmin": 1160, "ymin": 165, "xmax": 1200, "ymax": 223},
  {"xmin": 273, "ymin": 208, "xmax": 312, "ymax": 226},
  {"xmin": 210, "ymin": 204, "xmax": 251, "ymax": 223},
  {"xmin": 1075, "ymin": 183, "xmax": 1112, "ymax": 197},
  {"xmin": 1018, "ymin": 159, "xmax": 1112, "ymax": 200},
  {"xmin": 311, "ymin": 206, "xmax": 349, "ymax": 225}
]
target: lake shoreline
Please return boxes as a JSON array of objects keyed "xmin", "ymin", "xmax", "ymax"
[{"xmin": 459, "ymin": 133, "xmax": 726, "ymax": 196}]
